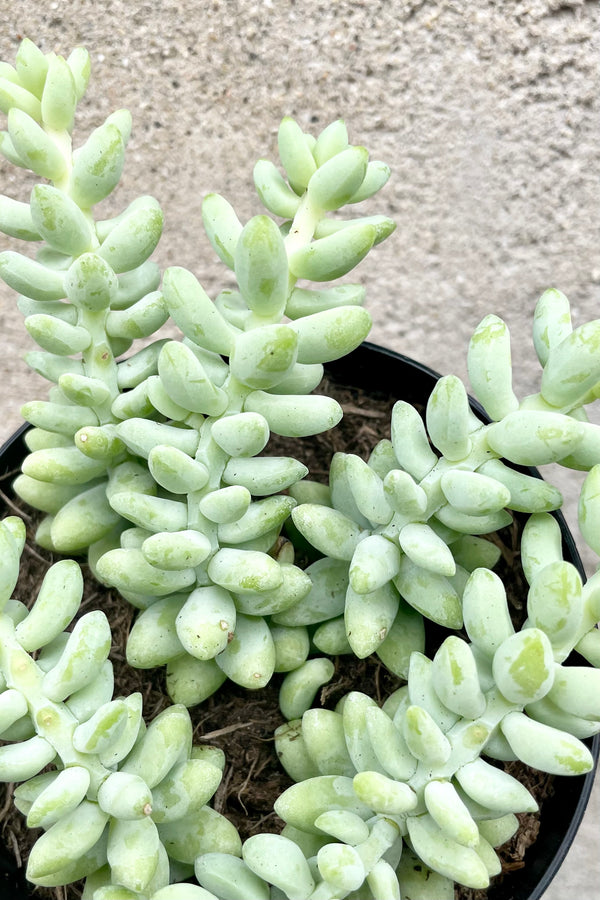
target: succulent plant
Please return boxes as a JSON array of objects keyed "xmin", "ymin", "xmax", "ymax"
[
  {"xmin": 0, "ymin": 515, "xmax": 238, "ymax": 896},
  {"xmin": 267, "ymin": 542, "xmax": 598, "ymax": 895},
  {"xmin": 286, "ymin": 291, "xmax": 600, "ymax": 667},
  {"xmin": 0, "ymin": 38, "xmax": 394, "ymax": 702},
  {"xmin": 193, "ymin": 297, "xmax": 600, "ymax": 899},
  {"xmin": 0, "ymin": 36, "xmax": 598, "ymax": 900}
]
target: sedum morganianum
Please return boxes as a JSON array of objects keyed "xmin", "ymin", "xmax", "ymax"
[
  {"xmin": 189, "ymin": 523, "xmax": 599, "ymax": 899},
  {"xmin": 285, "ymin": 288, "xmax": 600, "ymax": 672},
  {"xmin": 0, "ymin": 38, "xmax": 165, "ymax": 546},
  {"xmin": 183, "ymin": 290, "xmax": 600, "ymax": 900},
  {"xmin": 1, "ymin": 36, "xmax": 600, "ymax": 900},
  {"xmin": 0, "ymin": 516, "xmax": 239, "ymax": 897},
  {"xmin": 0, "ymin": 38, "xmax": 395, "ymax": 702}
]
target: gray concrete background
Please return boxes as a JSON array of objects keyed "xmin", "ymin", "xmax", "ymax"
[{"xmin": 0, "ymin": 1, "xmax": 598, "ymax": 896}]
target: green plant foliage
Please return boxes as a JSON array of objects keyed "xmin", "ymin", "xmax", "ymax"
[
  {"xmin": 288, "ymin": 292, "xmax": 600, "ymax": 666},
  {"xmin": 262, "ymin": 544, "xmax": 597, "ymax": 895},
  {"xmin": 1, "ymin": 37, "xmax": 599, "ymax": 900},
  {"xmin": 0, "ymin": 516, "xmax": 236, "ymax": 896},
  {"xmin": 0, "ymin": 38, "xmax": 394, "ymax": 701}
]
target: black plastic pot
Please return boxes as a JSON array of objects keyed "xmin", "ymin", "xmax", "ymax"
[
  {"xmin": 329, "ymin": 343, "xmax": 600, "ymax": 900},
  {"xmin": 0, "ymin": 341, "xmax": 598, "ymax": 900}
]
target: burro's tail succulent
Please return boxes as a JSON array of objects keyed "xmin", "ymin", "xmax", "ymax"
[
  {"xmin": 286, "ymin": 289, "xmax": 600, "ymax": 667},
  {"xmin": 97, "ymin": 119, "xmax": 394, "ymax": 702},
  {"xmin": 0, "ymin": 516, "xmax": 238, "ymax": 897},
  {"xmin": 0, "ymin": 37, "xmax": 165, "ymax": 554},
  {"xmin": 2, "ymin": 36, "xmax": 600, "ymax": 900},
  {"xmin": 0, "ymin": 38, "xmax": 395, "ymax": 701},
  {"xmin": 233, "ymin": 557, "xmax": 597, "ymax": 898},
  {"xmin": 186, "ymin": 296, "xmax": 599, "ymax": 900}
]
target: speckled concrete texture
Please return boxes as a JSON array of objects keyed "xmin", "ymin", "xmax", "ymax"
[{"xmin": 0, "ymin": 1, "xmax": 598, "ymax": 896}]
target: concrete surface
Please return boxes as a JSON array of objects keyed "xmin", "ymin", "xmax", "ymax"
[{"xmin": 0, "ymin": 1, "xmax": 598, "ymax": 897}]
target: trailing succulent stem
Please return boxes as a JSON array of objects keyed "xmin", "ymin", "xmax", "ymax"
[
  {"xmin": 0, "ymin": 516, "xmax": 235, "ymax": 897},
  {"xmin": 0, "ymin": 39, "xmax": 394, "ymax": 701},
  {"xmin": 268, "ymin": 544, "xmax": 597, "ymax": 895},
  {"xmin": 288, "ymin": 292, "xmax": 600, "ymax": 668}
]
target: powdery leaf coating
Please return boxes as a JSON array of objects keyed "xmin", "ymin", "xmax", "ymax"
[{"xmin": 492, "ymin": 628, "xmax": 555, "ymax": 705}]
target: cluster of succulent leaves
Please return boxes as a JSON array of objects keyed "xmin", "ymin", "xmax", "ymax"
[
  {"xmin": 0, "ymin": 37, "xmax": 599, "ymax": 900},
  {"xmin": 188, "ymin": 290, "xmax": 600, "ymax": 898},
  {"xmin": 267, "ymin": 526, "xmax": 599, "ymax": 896},
  {"xmin": 0, "ymin": 37, "xmax": 394, "ymax": 704},
  {"xmin": 0, "ymin": 516, "xmax": 238, "ymax": 898},
  {"xmin": 286, "ymin": 288, "xmax": 600, "ymax": 670}
]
